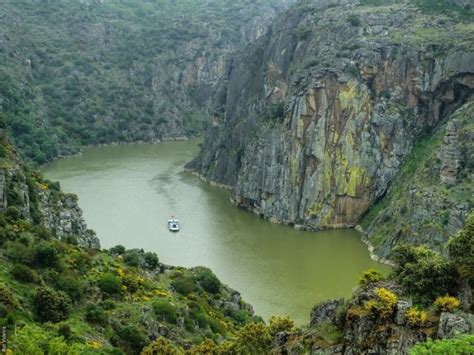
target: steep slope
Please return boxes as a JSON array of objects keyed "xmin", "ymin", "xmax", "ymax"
[
  {"xmin": 0, "ymin": 114, "xmax": 99, "ymax": 248},
  {"xmin": 360, "ymin": 100, "xmax": 473, "ymax": 259},
  {"xmin": 188, "ymin": 0, "xmax": 473, "ymax": 255},
  {"xmin": 0, "ymin": 0, "xmax": 294, "ymax": 163}
]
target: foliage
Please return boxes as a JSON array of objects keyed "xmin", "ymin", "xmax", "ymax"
[
  {"xmin": 0, "ymin": 284, "xmax": 18, "ymax": 311},
  {"xmin": 358, "ymin": 269, "xmax": 384, "ymax": 285},
  {"xmin": 98, "ymin": 273, "xmax": 123, "ymax": 297},
  {"xmin": 391, "ymin": 245, "xmax": 458, "ymax": 304},
  {"xmin": 153, "ymin": 298, "xmax": 178, "ymax": 323},
  {"xmin": 364, "ymin": 287, "xmax": 397, "ymax": 319},
  {"xmin": 187, "ymin": 339, "xmax": 221, "ymax": 354},
  {"xmin": 144, "ymin": 252, "xmax": 159, "ymax": 270},
  {"xmin": 33, "ymin": 286, "xmax": 72, "ymax": 323},
  {"xmin": 171, "ymin": 274, "xmax": 197, "ymax": 296},
  {"xmin": 194, "ymin": 268, "xmax": 221, "ymax": 294},
  {"xmin": 405, "ymin": 308, "xmax": 428, "ymax": 327},
  {"xmin": 10, "ymin": 263, "xmax": 38, "ymax": 283},
  {"xmin": 85, "ymin": 304, "xmax": 108, "ymax": 326},
  {"xmin": 347, "ymin": 14, "xmax": 361, "ymax": 27},
  {"xmin": 409, "ymin": 334, "xmax": 474, "ymax": 354},
  {"xmin": 141, "ymin": 337, "xmax": 182, "ymax": 355},
  {"xmin": 447, "ymin": 212, "xmax": 474, "ymax": 282},
  {"xmin": 434, "ymin": 295, "xmax": 461, "ymax": 313},
  {"xmin": 230, "ymin": 322, "xmax": 272, "ymax": 354},
  {"xmin": 268, "ymin": 316, "xmax": 295, "ymax": 336},
  {"xmin": 113, "ymin": 324, "xmax": 147, "ymax": 354}
]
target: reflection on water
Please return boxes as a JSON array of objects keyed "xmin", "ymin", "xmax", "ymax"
[{"xmin": 43, "ymin": 140, "xmax": 391, "ymax": 324}]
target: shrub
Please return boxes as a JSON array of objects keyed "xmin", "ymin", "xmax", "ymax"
[
  {"xmin": 268, "ymin": 316, "xmax": 295, "ymax": 336},
  {"xmin": 358, "ymin": 269, "xmax": 384, "ymax": 285},
  {"xmin": 32, "ymin": 242, "xmax": 60, "ymax": 268},
  {"xmin": 85, "ymin": 304, "xmax": 108, "ymax": 326},
  {"xmin": 434, "ymin": 295, "xmax": 461, "ymax": 313},
  {"xmin": 33, "ymin": 286, "xmax": 72, "ymax": 323},
  {"xmin": 6, "ymin": 206, "xmax": 21, "ymax": 221},
  {"xmin": 391, "ymin": 245, "xmax": 458, "ymax": 304},
  {"xmin": 152, "ymin": 298, "xmax": 178, "ymax": 323},
  {"xmin": 405, "ymin": 308, "xmax": 428, "ymax": 327},
  {"xmin": 142, "ymin": 337, "xmax": 182, "ymax": 355},
  {"xmin": 364, "ymin": 287, "xmax": 397, "ymax": 319},
  {"xmin": 348, "ymin": 14, "xmax": 361, "ymax": 26},
  {"xmin": 113, "ymin": 324, "xmax": 147, "ymax": 354},
  {"xmin": 5, "ymin": 241, "xmax": 33, "ymax": 264},
  {"xmin": 231, "ymin": 323, "xmax": 272, "ymax": 354},
  {"xmin": 195, "ymin": 268, "xmax": 220, "ymax": 294},
  {"xmin": 144, "ymin": 252, "xmax": 159, "ymax": 270},
  {"xmin": 109, "ymin": 245, "xmax": 126, "ymax": 255},
  {"xmin": 0, "ymin": 284, "xmax": 18, "ymax": 311},
  {"xmin": 122, "ymin": 275, "xmax": 139, "ymax": 294},
  {"xmin": 10, "ymin": 264, "xmax": 38, "ymax": 283},
  {"xmin": 56, "ymin": 272, "xmax": 85, "ymax": 301},
  {"xmin": 409, "ymin": 334, "xmax": 474, "ymax": 354},
  {"xmin": 98, "ymin": 273, "xmax": 122, "ymax": 297},
  {"xmin": 171, "ymin": 275, "xmax": 197, "ymax": 295},
  {"xmin": 123, "ymin": 250, "xmax": 141, "ymax": 267}
]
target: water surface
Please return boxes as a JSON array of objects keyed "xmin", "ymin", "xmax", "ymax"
[{"xmin": 43, "ymin": 140, "xmax": 390, "ymax": 324}]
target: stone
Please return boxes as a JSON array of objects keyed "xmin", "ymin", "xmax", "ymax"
[
  {"xmin": 437, "ymin": 312, "xmax": 471, "ymax": 339},
  {"xmin": 395, "ymin": 300, "xmax": 413, "ymax": 325},
  {"xmin": 310, "ymin": 298, "xmax": 344, "ymax": 326}
]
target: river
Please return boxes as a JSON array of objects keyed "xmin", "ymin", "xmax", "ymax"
[{"xmin": 43, "ymin": 139, "xmax": 391, "ymax": 324}]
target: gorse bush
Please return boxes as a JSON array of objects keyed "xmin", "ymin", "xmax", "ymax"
[
  {"xmin": 405, "ymin": 308, "xmax": 428, "ymax": 327},
  {"xmin": 364, "ymin": 287, "xmax": 397, "ymax": 319},
  {"xmin": 268, "ymin": 316, "xmax": 295, "ymax": 336},
  {"xmin": 194, "ymin": 267, "xmax": 221, "ymax": 294},
  {"xmin": 434, "ymin": 295, "xmax": 461, "ymax": 313},
  {"xmin": 98, "ymin": 273, "xmax": 122, "ymax": 297},
  {"xmin": 10, "ymin": 263, "xmax": 38, "ymax": 283}
]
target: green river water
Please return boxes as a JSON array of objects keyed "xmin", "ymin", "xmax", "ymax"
[{"xmin": 43, "ymin": 139, "xmax": 390, "ymax": 324}]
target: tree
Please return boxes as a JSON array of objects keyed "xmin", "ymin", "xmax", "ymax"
[{"xmin": 33, "ymin": 286, "xmax": 72, "ymax": 323}]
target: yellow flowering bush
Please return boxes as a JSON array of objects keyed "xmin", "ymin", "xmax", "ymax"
[
  {"xmin": 405, "ymin": 308, "xmax": 428, "ymax": 327},
  {"xmin": 434, "ymin": 295, "xmax": 461, "ymax": 312},
  {"xmin": 364, "ymin": 287, "xmax": 397, "ymax": 318}
]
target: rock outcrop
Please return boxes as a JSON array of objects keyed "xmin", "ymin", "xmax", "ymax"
[
  {"xmin": 188, "ymin": 0, "xmax": 473, "ymax": 256},
  {"xmin": 0, "ymin": 121, "xmax": 99, "ymax": 248},
  {"xmin": 273, "ymin": 282, "xmax": 472, "ymax": 354}
]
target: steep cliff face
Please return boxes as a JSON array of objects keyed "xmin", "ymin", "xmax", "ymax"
[
  {"xmin": 361, "ymin": 101, "xmax": 473, "ymax": 259},
  {"xmin": 0, "ymin": 116, "xmax": 99, "ymax": 248},
  {"xmin": 188, "ymin": 0, "xmax": 473, "ymax": 242},
  {"xmin": 0, "ymin": 0, "xmax": 295, "ymax": 163}
]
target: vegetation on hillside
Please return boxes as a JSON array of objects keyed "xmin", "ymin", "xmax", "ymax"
[{"xmin": 0, "ymin": 0, "xmax": 287, "ymax": 164}]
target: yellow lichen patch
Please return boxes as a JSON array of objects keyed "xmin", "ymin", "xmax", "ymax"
[
  {"xmin": 339, "ymin": 81, "xmax": 357, "ymax": 110},
  {"xmin": 306, "ymin": 201, "xmax": 323, "ymax": 217},
  {"xmin": 346, "ymin": 166, "xmax": 368, "ymax": 197}
]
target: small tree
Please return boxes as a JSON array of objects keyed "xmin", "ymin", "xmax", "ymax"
[{"xmin": 33, "ymin": 286, "xmax": 72, "ymax": 323}]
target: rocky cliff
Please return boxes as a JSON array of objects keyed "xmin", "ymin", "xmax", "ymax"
[
  {"xmin": 188, "ymin": 0, "xmax": 473, "ymax": 257},
  {"xmin": 0, "ymin": 115, "xmax": 99, "ymax": 248},
  {"xmin": 0, "ymin": 0, "xmax": 295, "ymax": 163}
]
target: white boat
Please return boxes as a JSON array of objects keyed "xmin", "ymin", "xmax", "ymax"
[{"xmin": 168, "ymin": 217, "xmax": 180, "ymax": 232}]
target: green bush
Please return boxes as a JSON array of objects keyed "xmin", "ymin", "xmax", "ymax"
[
  {"xmin": 10, "ymin": 263, "xmax": 38, "ymax": 283},
  {"xmin": 0, "ymin": 284, "xmax": 18, "ymax": 311},
  {"xmin": 409, "ymin": 334, "xmax": 474, "ymax": 354},
  {"xmin": 85, "ymin": 304, "xmax": 108, "ymax": 326},
  {"xmin": 113, "ymin": 325, "xmax": 147, "ymax": 354},
  {"xmin": 171, "ymin": 275, "xmax": 197, "ymax": 295},
  {"xmin": 122, "ymin": 275, "xmax": 139, "ymax": 294},
  {"xmin": 32, "ymin": 242, "xmax": 60, "ymax": 269},
  {"xmin": 391, "ymin": 245, "xmax": 458, "ymax": 304},
  {"xmin": 152, "ymin": 298, "xmax": 178, "ymax": 323},
  {"xmin": 33, "ymin": 286, "xmax": 72, "ymax": 323},
  {"xmin": 123, "ymin": 250, "xmax": 141, "ymax": 267},
  {"xmin": 56, "ymin": 272, "xmax": 85, "ymax": 301},
  {"xmin": 144, "ymin": 252, "xmax": 159, "ymax": 270},
  {"xmin": 109, "ymin": 245, "xmax": 126, "ymax": 255},
  {"xmin": 98, "ymin": 273, "xmax": 122, "ymax": 297},
  {"xmin": 348, "ymin": 14, "xmax": 361, "ymax": 27},
  {"xmin": 358, "ymin": 269, "xmax": 384, "ymax": 285},
  {"xmin": 195, "ymin": 268, "xmax": 221, "ymax": 294}
]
